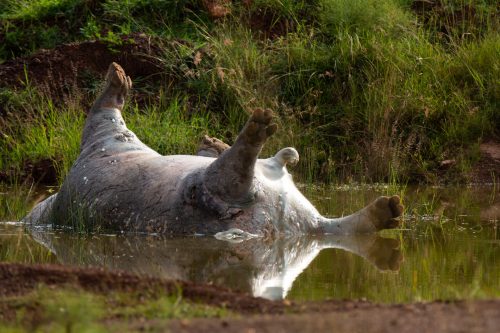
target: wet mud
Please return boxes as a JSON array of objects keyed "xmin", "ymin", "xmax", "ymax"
[
  {"xmin": 0, "ymin": 262, "xmax": 281, "ymax": 314},
  {"xmin": 166, "ymin": 300, "xmax": 500, "ymax": 333}
]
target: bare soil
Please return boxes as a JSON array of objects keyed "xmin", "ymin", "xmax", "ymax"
[
  {"xmin": 166, "ymin": 301, "xmax": 500, "ymax": 333},
  {"xmin": 0, "ymin": 263, "xmax": 498, "ymax": 332},
  {"xmin": 468, "ymin": 141, "xmax": 500, "ymax": 184},
  {"xmin": 0, "ymin": 263, "xmax": 280, "ymax": 315},
  {"xmin": 0, "ymin": 33, "xmax": 165, "ymax": 106},
  {"xmin": 201, "ymin": 0, "xmax": 232, "ymax": 19}
]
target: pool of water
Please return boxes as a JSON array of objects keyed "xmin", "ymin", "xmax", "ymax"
[{"xmin": 0, "ymin": 184, "xmax": 498, "ymax": 302}]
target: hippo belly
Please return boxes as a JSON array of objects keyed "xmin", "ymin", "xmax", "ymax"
[{"xmin": 49, "ymin": 151, "xmax": 293, "ymax": 236}]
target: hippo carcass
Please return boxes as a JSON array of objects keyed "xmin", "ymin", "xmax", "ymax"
[{"xmin": 24, "ymin": 63, "xmax": 403, "ymax": 236}]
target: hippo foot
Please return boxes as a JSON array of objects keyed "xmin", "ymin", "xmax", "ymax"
[
  {"xmin": 369, "ymin": 195, "xmax": 404, "ymax": 231},
  {"xmin": 203, "ymin": 108, "xmax": 278, "ymax": 203},
  {"xmin": 97, "ymin": 62, "xmax": 132, "ymax": 110},
  {"xmin": 197, "ymin": 135, "xmax": 230, "ymax": 157},
  {"xmin": 241, "ymin": 108, "xmax": 277, "ymax": 145}
]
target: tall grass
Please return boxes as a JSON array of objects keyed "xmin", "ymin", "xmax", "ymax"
[
  {"xmin": 0, "ymin": 85, "xmax": 229, "ymax": 183},
  {"xmin": 0, "ymin": 0, "xmax": 498, "ymax": 183},
  {"xmin": 0, "ymin": 87, "xmax": 85, "ymax": 183}
]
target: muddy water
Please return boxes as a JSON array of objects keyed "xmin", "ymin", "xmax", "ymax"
[{"xmin": 0, "ymin": 185, "xmax": 498, "ymax": 302}]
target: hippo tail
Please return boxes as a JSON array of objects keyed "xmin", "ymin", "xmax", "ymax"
[{"xmin": 22, "ymin": 193, "xmax": 58, "ymax": 226}]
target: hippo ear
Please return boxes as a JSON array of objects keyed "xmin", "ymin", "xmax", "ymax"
[
  {"xmin": 275, "ymin": 147, "xmax": 299, "ymax": 167},
  {"xmin": 203, "ymin": 109, "xmax": 277, "ymax": 204}
]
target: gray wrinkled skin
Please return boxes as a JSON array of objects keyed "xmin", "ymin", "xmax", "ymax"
[{"xmin": 24, "ymin": 63, "xmax": 403, "ymax": 236}]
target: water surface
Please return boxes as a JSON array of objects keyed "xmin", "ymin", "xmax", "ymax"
[{"xmin": 0, "ymin": 184, "xmax": 498, "ymax": 302}]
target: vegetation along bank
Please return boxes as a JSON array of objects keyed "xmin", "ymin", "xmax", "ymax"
[{"xmin": 0, "ymin": 0, "xmax": 499, "ymax": 185}]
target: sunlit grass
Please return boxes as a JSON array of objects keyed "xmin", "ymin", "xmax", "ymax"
[
  {"xmin": 0, "ymin": 89, "xmax": 217, "ymax": 183},
  {"xmin": 0, "ymin": 89, "xmax": 85, "ymax": 183},
  {"xmin": 0, "ymin": 285, "xmax": 229, "ymax": 332},
  {"xmin": 126, "ymin": 94, "xmax": 213, "ymax": 156}
]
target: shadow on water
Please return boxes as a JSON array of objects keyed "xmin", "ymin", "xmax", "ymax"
[{"xmin": 0, "ymin": 184, "xmax": 498, "ymax": 302}]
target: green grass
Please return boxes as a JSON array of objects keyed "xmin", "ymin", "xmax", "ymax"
[
  {"xmin": 127, "ymin": 94, "xmax": 213, "ymax": 156},
  {"xmin": 0, "ymin": 185, "xmax": 39, "ymax": 222},
  {"xmin": 0, "ymin": 0, "xmax": 499, "ymax": 184},
  {"xmin": 0, "ymin": 87, "xmax": 85, "ymax": 183},
  {"xmin": 0, "ymin": 285, "xmax": 229, "ymax": 332},
  {"xmin": 0, "ymin": 87, "xmax": 220, "ymax": 184}
]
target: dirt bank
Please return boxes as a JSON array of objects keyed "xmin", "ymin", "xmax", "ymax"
[
  {"xmin": 468, "ymin": 141, "xmax": 500, "ymax": 185},
  {"xmin": 0, "ymin": 263, "xmax": 498, "ymax": 332},
  {"xmin": 0, "ymin": 33, "xmax": 164, "ymax": 106},
  {"xmin": 0, "ymin": 263, "xmax": 280, "ymax": 315},
  {"xmin": 166, "ymin": 300, "xmax": 500, "ymax": 333}
]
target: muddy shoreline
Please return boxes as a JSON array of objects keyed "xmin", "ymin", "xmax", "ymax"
[{"xmin": 1, "ymin": 262, "xmax": 498, "ymax": 332}]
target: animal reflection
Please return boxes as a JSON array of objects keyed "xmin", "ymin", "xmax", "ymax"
[{"xmin": 30, "ymin": 231, "xmax": 403, "ymax": 300}]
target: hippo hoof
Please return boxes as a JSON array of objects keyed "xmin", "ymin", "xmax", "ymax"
[
  {"xmin": 243, "ymin": 108, "xmax": 277, "ymax": 145},
  {"xmin": 197, "ymin": 135, "xmax": 230, "ymax": 157},
  {"xmin": 99, "ymin": 62, "xmax": 132, "ymax": 110},
  {"xmin": 106, "ymin": 62, "xmax": 132, "ymax": 92},
  {"xmin": 372, "ymin": 195, "xmax": 404, "ymax": 231}
]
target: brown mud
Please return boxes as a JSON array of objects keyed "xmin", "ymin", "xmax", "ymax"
[
  {"xmin": 0, "ymin": 33, "xmax": 165, "ymax": 106},
  {"xmin": 0, "ymin": 263, "xmax": 281, "ymax": 315},
  {"xmin": 0, "ymin": 263, "xmax": 498, "ymax": 333},
  {"xmin": 166, "ymin": 300, "xmax": 500, "ymax": 333},
  {"xmin": 468, "ymin": 141, "xmax": 500, "ymax": 185}
]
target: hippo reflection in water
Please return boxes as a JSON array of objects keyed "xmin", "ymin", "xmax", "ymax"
[
  {"xmin": 24, "ymin": 63, "xmax": 403, "ymax": 237},
  {"xmin": 30, "ymin": 230, "xmax": 402, "ymax": 300}
]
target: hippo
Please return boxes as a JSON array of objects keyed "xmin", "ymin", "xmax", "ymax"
[{"xmin": 24, "ymin": 63, "xmax": 403, "ymax": 237}]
